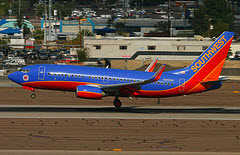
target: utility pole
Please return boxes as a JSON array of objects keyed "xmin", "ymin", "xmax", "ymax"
[
  {"xmin": 79, "ymin": 17, "xmax": 83, "ymax": 48},
  {"xmin": 18, "ymin": 0, "xmax": 21, "ymax": 15},
  {"xmin": 49, "ymin": 0, "xmax": 52, "ymax": 40},
  {"xmin": 167, "ymin": 0, "xmax": 170, "ymax": 36},
  {"xmin": 44, "ymin": 0, "xmax": 47, "ymax": 45}
]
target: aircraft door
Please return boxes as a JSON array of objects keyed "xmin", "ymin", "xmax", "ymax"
[
  {"xmin": 103, "ymin": 76, "xmax": 108, "ymax": 83},
  {"xmin": 38, "ymin": 66, "xmax": 45, "ymax": 80},
  {"xmin": 179, "ymin": 78, "xmax": 185, "ymax": 92}
]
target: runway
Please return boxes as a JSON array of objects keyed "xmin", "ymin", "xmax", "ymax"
[
  {"xmin": 0, "ymin": 79, "xmax": 240, "ymax": 154},
  {"xmin": 1, "ymin": 105, "xmax": 240, "ymax": 120}
]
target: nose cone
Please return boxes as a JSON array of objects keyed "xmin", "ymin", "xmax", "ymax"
[{"xmin": 8, "ymin": 72, "xmax": 18, "ymax": 83}]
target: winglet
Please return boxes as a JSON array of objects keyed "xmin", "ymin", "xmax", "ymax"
[
  {"xmin": 150, "ymin": 64, "xmax": 166, "ymax": 81},
  {"xmin": 145, "ymin": 58, "xmax": 158, "ymax": 72}
]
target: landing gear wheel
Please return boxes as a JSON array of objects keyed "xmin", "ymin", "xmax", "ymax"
[
  {"xmin": 31, "ymin": 93, "xmax": 36, "ymax": 99},
  {"xmin": 113, "ymin": 98, "xmax": 122, "ymax": 108}
]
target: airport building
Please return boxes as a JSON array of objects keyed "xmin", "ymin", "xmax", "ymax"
[
  {"xmin": 84, "ymin": 36, "xmax": 213, "ymax": 60},
  {"xmin": 84, "ymin": 36, "xmax": 240, "ymax": 61}
]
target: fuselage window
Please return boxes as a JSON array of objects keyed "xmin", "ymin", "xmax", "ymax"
[
  {"xmin": 101, "ymin": 77, "xmax": 104, "ymax": 80},
  {"xmin": 161, "ymin": 82, "xmax": 163, "ymax": 85},
  {"xmin": 171, "ymin": 83, "xmax": 173, "ymax": 86},
  {"xmin": 164, "ymin": 82, "xmax": 166, "ymax": 85},
  {"xmin": 117, "ymin": 79, "xmax": 119, "ymax": 81},
  {"xmin": 124, "ymin": 79, "xmax": 126, "ymax": 82},
  {"xmin": 109, "ymin": 78, "xmax": 112, "ymax": 80},
  {"xmin": 58, "ymin": 74, "xmax": 60, "ymax": 76},
  {"xmin": 88, "ymin": 76, "xmax": 91, "ymax": 79},
  {"xmin": 120, "ymin": 79, "xmax": 122, "ymax": 82},
  {"xmin": 157, "ymin": 82, "xmax": 160, "ymax": 84},
  {"xmin": 75, "ymin": 75, "xmax": 77, "ymax": 77},
  {"xmin": 92, "ymin": 77, "xmax": 94, "ymax": 79},
  {"xmin": 78, "ymin": 75, "xmax": 81, "ymax": 78},
  {"xmin": 98, "ymin": 77, "xmax": 100, "ymax": 80},
  {"xmin": 127, "ymin": 79, "xmax": 129, "ymax": 82},
  {"xmin": 82, "ymin": 76, "xmax": 84, "ymax": 78},
  {"xmin": 48, "ymin": 73, "xmax": 50, "ymax": 75},
  {"xmin": 95, "ymin": 77, "xmax": 97, "ymax": 79},
  {"xmin": 134, "ymin": 80, "xmax": 136, "ymax": 82},
  {"xmin": 54, "ymin": 74, "xmax": 56, "ymax": 76},
  {"xmin": 113, "ymin": 78, "xmax": 115, "ymax": 81},
  {"xmin": 168, "ymin": 83, "xmax": 170, "ymax": 85}
]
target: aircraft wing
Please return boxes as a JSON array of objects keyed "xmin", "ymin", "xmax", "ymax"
[
  {"xmin": 101, "ymin": 64, "xmax": 166, "ymax": 96},
  {"xmin": 145, "ymin": 58, "xmax": 158, "ymax": 72}
]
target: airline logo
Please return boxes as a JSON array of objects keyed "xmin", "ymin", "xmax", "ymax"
[
  {"xmin": 191, "ymin": 35, "xmax": 227, "ymax": 72},
  {"xmin": 23, "ymin": 75, "xmax": 29, "ymax": 81}
]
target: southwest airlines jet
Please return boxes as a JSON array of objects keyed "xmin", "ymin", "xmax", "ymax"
[{"xmin": 8, "ymin": 31, "xmax": 234, "ymax": 108}]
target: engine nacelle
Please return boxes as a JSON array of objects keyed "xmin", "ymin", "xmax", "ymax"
[{"xmin": 76, "ymin": 85, "xmax": 103, "ymax": 100}]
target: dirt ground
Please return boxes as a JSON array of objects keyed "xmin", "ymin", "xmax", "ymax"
[
  {"xmin": 0, "ymin": 82, "xmax": 239, "ymax": 107},
  {"xmin": 0, "ymin": 118, "xmax": 240, "ymax": 152}
]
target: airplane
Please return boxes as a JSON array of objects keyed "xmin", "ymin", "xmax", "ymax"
[{"xmin": 8, "ymin": 31, "xmax": 234, "ymax": 108}]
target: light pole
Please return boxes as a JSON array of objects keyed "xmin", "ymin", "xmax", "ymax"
[
  {"xmin": 44, "ymin": 0, "xmax": 47, "ymax": 45},
  {"xmin": 19, "ymin": 0, "xmax": 20, "ymax": 15}
]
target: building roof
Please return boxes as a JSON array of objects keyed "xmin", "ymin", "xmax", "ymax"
[
  {"xmin": 90, "ymin": 18, "xmax": 191, "ymax": 28},
  {"xmin": 0, "ymin": 28, "xmax": 22, "ymax": 34},
  {"xmin": 0, "ymin": 19, "xmax": 34, "ymax": 29}
]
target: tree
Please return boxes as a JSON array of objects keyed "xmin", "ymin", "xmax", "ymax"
[
  {"xmin": 77, "ymin": 48, "xmax": 89, "ymax": 62},
  {"xmin": 107, "ymin": 17, "xmax": 115, "ymax": 28},
  {"xmin": 113, "ymin": 21, "xmax": 127, "ymax": 35},
  {"xmin": 0, "ymin": 1, "xmax": 10, "ymax": 18},
  {"xmin": 190, "ymin": 0, "xmax": 234, "ymax": 37},
  {"xmin": 0, "ymin": 39, "xmax": 9, "ymax": 50},
  {"xmin": 32, "ymin": 29, "xmax": 44, "ymax": 41},
  {"xmin": 154, "ymin": 21, "xmax": 169, "ymax": 33},
  {"xmin": 15, "ymin": 15, "xmax": 30, "ymax": 37}
]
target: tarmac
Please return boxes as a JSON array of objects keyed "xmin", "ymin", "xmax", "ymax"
[{"xmin": 0, "ymin": 76, "xmax": 240, "ymax": 154}]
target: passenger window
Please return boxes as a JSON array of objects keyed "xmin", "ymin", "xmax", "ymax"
[
  {"xmin": 171, "ymin": 83, "xmax": 173, "ymax": 86},
  {"xmin": 168, "ymin": 83, "xmax": 170, "ymax": 85},
  {"xmin": 120, "ymin": 79, "xmax": 122, "ymax": 81},
  {"xmin": 82, "ymin": 76, "xmax": 84, "ymax": 78},
  {"xmin": 164, "ymin": 82, "xmax": 166, "ymax": 85},
  {"xmin": 113, "ymin": 78, "xmax": 115, "ymax": 81},
  {"xmin": 48, "ymin": 73, "xmax": 50, "ymax": 75}
]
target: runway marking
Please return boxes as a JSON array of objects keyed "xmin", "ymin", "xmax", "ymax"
[
  {"xmin": 1, "ymin": 116, "xmax": 240, "ymax": 121},
  {"xmin": 233, "ymin": 91, "xmax": 240, "ymax": 93}
]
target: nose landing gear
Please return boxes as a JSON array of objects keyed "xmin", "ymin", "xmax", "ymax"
[
  {"xmin": 31, "ymin": 93, "xmax": 36, "ymax": 99},
  {"xmin": 113, "ymin": 97, "xmax": 122, "ymax": 108}
]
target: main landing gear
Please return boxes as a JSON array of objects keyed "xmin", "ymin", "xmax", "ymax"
[{"xmin": 113, "ymin": 97, "xmax": 122, "ymax": 108}]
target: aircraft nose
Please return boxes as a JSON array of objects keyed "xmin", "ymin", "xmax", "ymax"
[{"xmin": 8, "ymin": 72, "xmax": 18, "ymax": 83}]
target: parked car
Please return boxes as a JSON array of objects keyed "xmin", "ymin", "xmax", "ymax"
[
  {"xmin": 55, "ymin": 56, "xmax": 77, "ymax": 63},
  {"xmin": 50, "ymin": 52, "xmax": 58, "ymax": 60},
  {"xmin": 28, "ymin": 53, "xmax": 38, "ymax": 60},
  {"xmin": 5, "ymin": 59, "xmax": 26, "ymax": 66},
  {"xmin": 39, "ymin": 52, "xmax": 49, "ymax": 60}
]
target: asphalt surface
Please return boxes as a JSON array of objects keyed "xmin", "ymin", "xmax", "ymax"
[{"xmin": 0, "ymin": 76, "xmax": 240, "ymax": 154}]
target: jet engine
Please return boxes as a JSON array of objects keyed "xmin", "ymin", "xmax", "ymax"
[{"xmin": 76, "ymin": 85, "xmax": 103, "ymax": 99}]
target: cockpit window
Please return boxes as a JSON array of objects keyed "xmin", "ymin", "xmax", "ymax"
[{"xmin": 19, "ymin": 69, "xmax": 29, "ymax": 73}]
